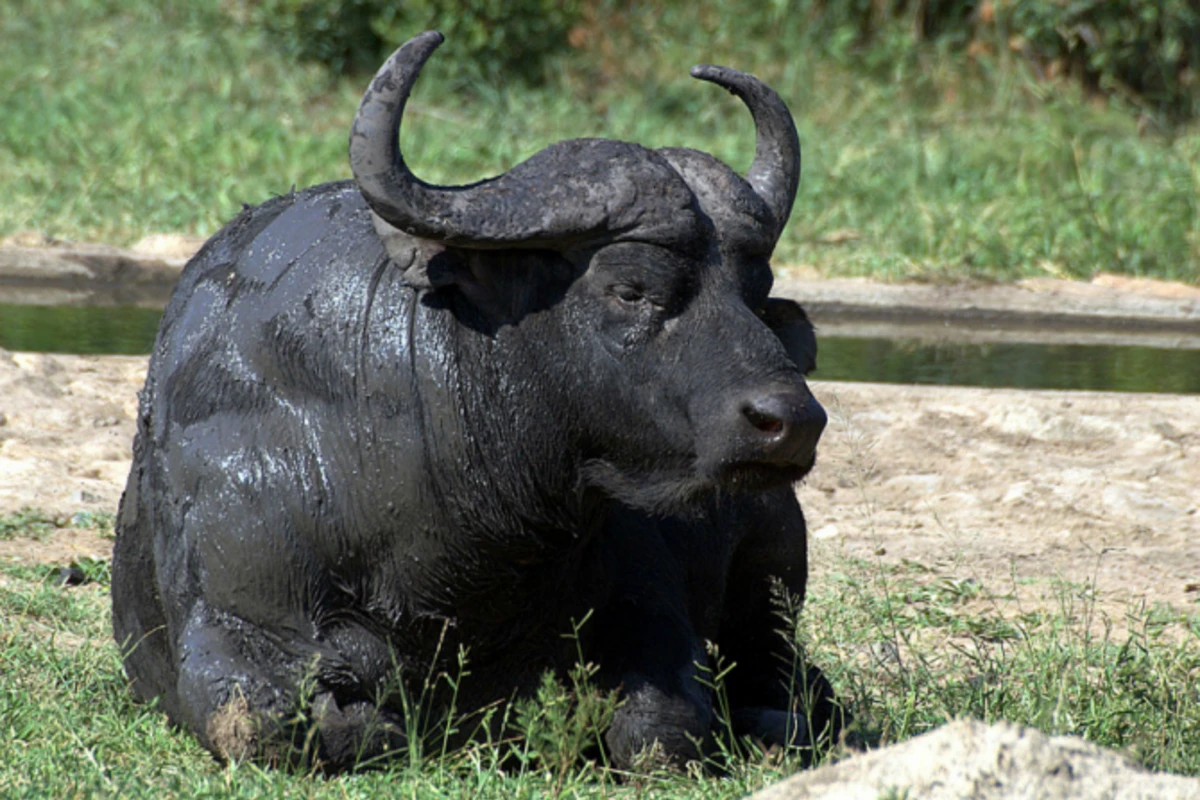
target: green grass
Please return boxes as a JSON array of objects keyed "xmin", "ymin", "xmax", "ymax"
[
  {"xmin": 0, "ymin": 558, "xmax": 785, "ymax": 799},
  {"xmin": 1, "ymin": 0, "xmax": 1198, "ymax": 282},
  {"xmin": 1, "ymin": 519, "xmax": 1197, "ymax": 798},
  {"xmin": 800, "ymin": 555, "xmax": 1200, "ymax": 775},
  {"xmin": 0, "ymin": 508, "xmax": 114, "ymax": 541},
  {"xmin": 0, "ymin": 509, "xmax": 59, "ymax": 542}
]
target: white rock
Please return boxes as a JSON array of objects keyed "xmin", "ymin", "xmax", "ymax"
[
  {"xmin": 811, "ymin": 524, "xmax": 839, "ymax": 540},
  {"xmin": 1001, "ymin": 482, "xmax": 1032, "ymax": 504},
  {"xmin": 749, "ymin": 719, "xmax": 1200, "ymax": 800},
  {"xmin": 1101, "ymin": 484, "xmax": 1185, "ymax": 523}
]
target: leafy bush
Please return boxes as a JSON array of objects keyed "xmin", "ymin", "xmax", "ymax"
[
  {"xmin": 993, "ymin": 0, "xmax": 1200, "ymax": 123},
  {"xmin": 240, "ymin": 0, "xmax": 1198, "ymax": 120},
  {"xmin": 242, "ymin": 0, "xmax": 581, "ymax": 83},
  {"xmin": 785, "ymin": 0, "xmax": 1200, "ymax": 123},
  {"xmin": 243, "ymin": 0, "xmax": 380, "ymax": 75}
]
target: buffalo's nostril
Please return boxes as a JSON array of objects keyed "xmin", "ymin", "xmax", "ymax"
[
  {"xmin": 742, "ymin": 402, "xmax": 788, "ymax": 436},
  {"xmin": 737, "ymin": 391, "xmax": 826, "ymax": 466}
]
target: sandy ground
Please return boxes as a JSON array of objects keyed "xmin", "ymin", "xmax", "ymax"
[
  {"xmin": 804, "ymin": 381, "xmax": 1198, "ymax": 615},
  {"xmin": 0, "ymin": 348, "xmax": 1196, "ymax": 618}
]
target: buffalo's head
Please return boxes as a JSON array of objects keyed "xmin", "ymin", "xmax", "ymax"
[{"xmin": 350, "ymin": 32, "xmax": 824, "ymax": 512}]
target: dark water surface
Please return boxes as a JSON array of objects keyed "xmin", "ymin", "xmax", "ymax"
[
  {"xmin": 1, "ymin": 303, "xmax": 1198, "ymax": 394},
  {"xmin": 811, "ymin": 336, "xmax": 1200, "ymax": 394},
  {"xmin": 0, "ymin": 304, "xmax": 162, "ymax": 356}
]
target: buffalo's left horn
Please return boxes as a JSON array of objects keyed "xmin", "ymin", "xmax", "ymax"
[
  {"xmin": 689, "ymin": 64, "xmax": 801, "ymax": 239},
  {"xmin": 349, "ymin": 31, "xmax": 465, "ymax": 243},
  {"xmin": 351, "ymin": 31, "xmax": 627, "ymax": 248}
]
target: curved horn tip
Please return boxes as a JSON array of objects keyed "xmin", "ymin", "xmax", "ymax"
[
  {"xmin": 689, "ymin": 64, "xmax": 744, "ymax": 90},
  {"xmin": 370, "ymin": 31, "xmax": 445, "ymax": 83},
  {"xmin": 351, "ymin": 30, "xmax": 451, "ymax": 236},
  {"xmin": 385, "ymin": 30, "xmax": 445, "ymax": 68},
  {"xmin": 411, "ymin": 30, "xmax": 445, "ymax": 49},
  {"xmin": 687, "ymin": 61, "xmax": 801, "ymax": 239}
]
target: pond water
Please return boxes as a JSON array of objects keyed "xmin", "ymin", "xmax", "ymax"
[
  {"xmin": 812, "ymin": 335, "xmax": 1200, "ymax": 394},
  {"xmin": 1, "ymin": 303, "xmax": 1198, "ymax": 394}
]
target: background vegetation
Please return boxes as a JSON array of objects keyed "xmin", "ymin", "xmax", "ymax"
[
  {"xmin": 255, "ymin": 0, "xmax": 1200, "ymax": 124},
  {"xmin": 1, "ymin": 0, "xmax": 1198, "ymax": 282}
]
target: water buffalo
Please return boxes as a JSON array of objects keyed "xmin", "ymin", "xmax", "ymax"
[{"xmin": 112, "ymin": 31, "xmax": 838, "ymax": 771}]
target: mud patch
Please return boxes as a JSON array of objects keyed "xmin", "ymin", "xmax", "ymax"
[{"xmin": 206, "ymin": 691, "xmax": 264, "ymax": 765}]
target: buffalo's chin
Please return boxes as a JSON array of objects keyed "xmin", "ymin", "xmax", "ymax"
[
  {"xmin": 580, "ymin": 454, "xmax": 814, "ymax": 516},
  {"xmin": 713, "ymin": 456, "xmax": 815, "ymax": 493},
  {"xmin": 581, "ymin": 459, "xmax": 712, "ymax": 516}
]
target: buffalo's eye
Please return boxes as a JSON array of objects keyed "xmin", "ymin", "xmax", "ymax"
[{"xmin": 610, "ymin": 283, "xmax": 647, "ymax": 305}]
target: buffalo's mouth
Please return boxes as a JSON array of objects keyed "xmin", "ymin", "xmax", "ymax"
[
  {"xmin": 581, "ymin": 450, "xmax": 816, "ymax": 516},
  {"xmin": 712, "ymin": 455, "xmax": 816, "ymax": 493}
]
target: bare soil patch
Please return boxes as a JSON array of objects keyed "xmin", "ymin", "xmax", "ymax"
[
  {"xmin": 804, "ymin": 381, "xmax": 1199, "ymax": 616},
  {"xmin": 0, "ymin": 350, "xmax": 1196, "ymax": 618}
]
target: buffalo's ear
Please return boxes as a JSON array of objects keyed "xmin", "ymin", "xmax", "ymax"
[
  {"xmin": 373, "ymin": 211, "xmax": 574, "ymax": 319},
  {"xmin": 761, "ymin": 298, "xmax": 817, "ymax": 374},
  {"xmin": 373, "ymin": 212, "xmax": 465, "ymax": 290}
]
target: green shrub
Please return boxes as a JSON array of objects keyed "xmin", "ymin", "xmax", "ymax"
[
  {"xmin": 242, "ymin": 0, "xmax": 582, "ymax": 83},
  {"xmin": 240, "ymin": 0, "xmax": 1199, "ymax": 120},
  {"xmin": 993, "ymin": 0, "xmax": 1200, "ymax": 123},
  {"xmin": 243, "ymin": 0, "xmax": 380, "ymax": 75},
  {"xmin": 788, "ymin": 0, "xmax": 1200, "ymax": 123}
]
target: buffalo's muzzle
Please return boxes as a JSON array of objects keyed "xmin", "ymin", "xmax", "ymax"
[{"xmin": 737, "ymin": 389, "xmax": 826, "ymax": 468}]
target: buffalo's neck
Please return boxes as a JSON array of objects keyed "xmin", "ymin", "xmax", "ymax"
[{"xmin": 367, "ymin": 285, "xmax": 604, "ymax": 630}]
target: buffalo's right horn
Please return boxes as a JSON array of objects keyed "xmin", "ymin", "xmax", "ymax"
[{"xmin": 689, "ymin": 64, "xmax": 801, "ymax": 240}]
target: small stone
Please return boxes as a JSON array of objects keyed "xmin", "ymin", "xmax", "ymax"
[
  {"xmin": 1001, "ymin": 482, "xmax": 1032, "ymax": 504},
  {"xmin": 51, "ymin": 565, "xmax": 88, "ymax": 587},
  {"xmin": 1101, "ymin": 484, "xmax": 1183, "ymax": 523},
  {"xmin": 812, "ymin": 524, "xmax": 839, "ymax": 540},
  {"xmin": 69, "ymin": 489, "xmax": 103, "ymax": 505}
]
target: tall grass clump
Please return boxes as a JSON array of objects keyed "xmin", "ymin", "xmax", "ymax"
[{"xmin": 797, "ymin": 553, "xmax": 1200, "ymax": 776}]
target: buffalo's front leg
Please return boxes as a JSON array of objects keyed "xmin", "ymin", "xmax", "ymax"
[
  {"xmin": 591, "ymin": 515, "xmax": 714, "ymax": 769},
  {"xmin": 173, "ymin": 603, "xmax": 407, "ymax": 769},
  {"xmin": 718, "ymin": 488, "xmax": 844, "ymax": 754},
  {"xmin": 602, "ymin": 618, "xmax": 713, "ymax": 769}
]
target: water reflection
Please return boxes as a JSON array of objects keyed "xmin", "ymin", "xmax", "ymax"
[{"xmin": 816, "ymin": 337, "xmax": 1200, "ymax": 394}]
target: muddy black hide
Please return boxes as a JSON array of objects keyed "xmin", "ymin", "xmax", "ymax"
[{"xmin": 111, "ymin": 31, "xmax": 840, "ymax": 771}]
